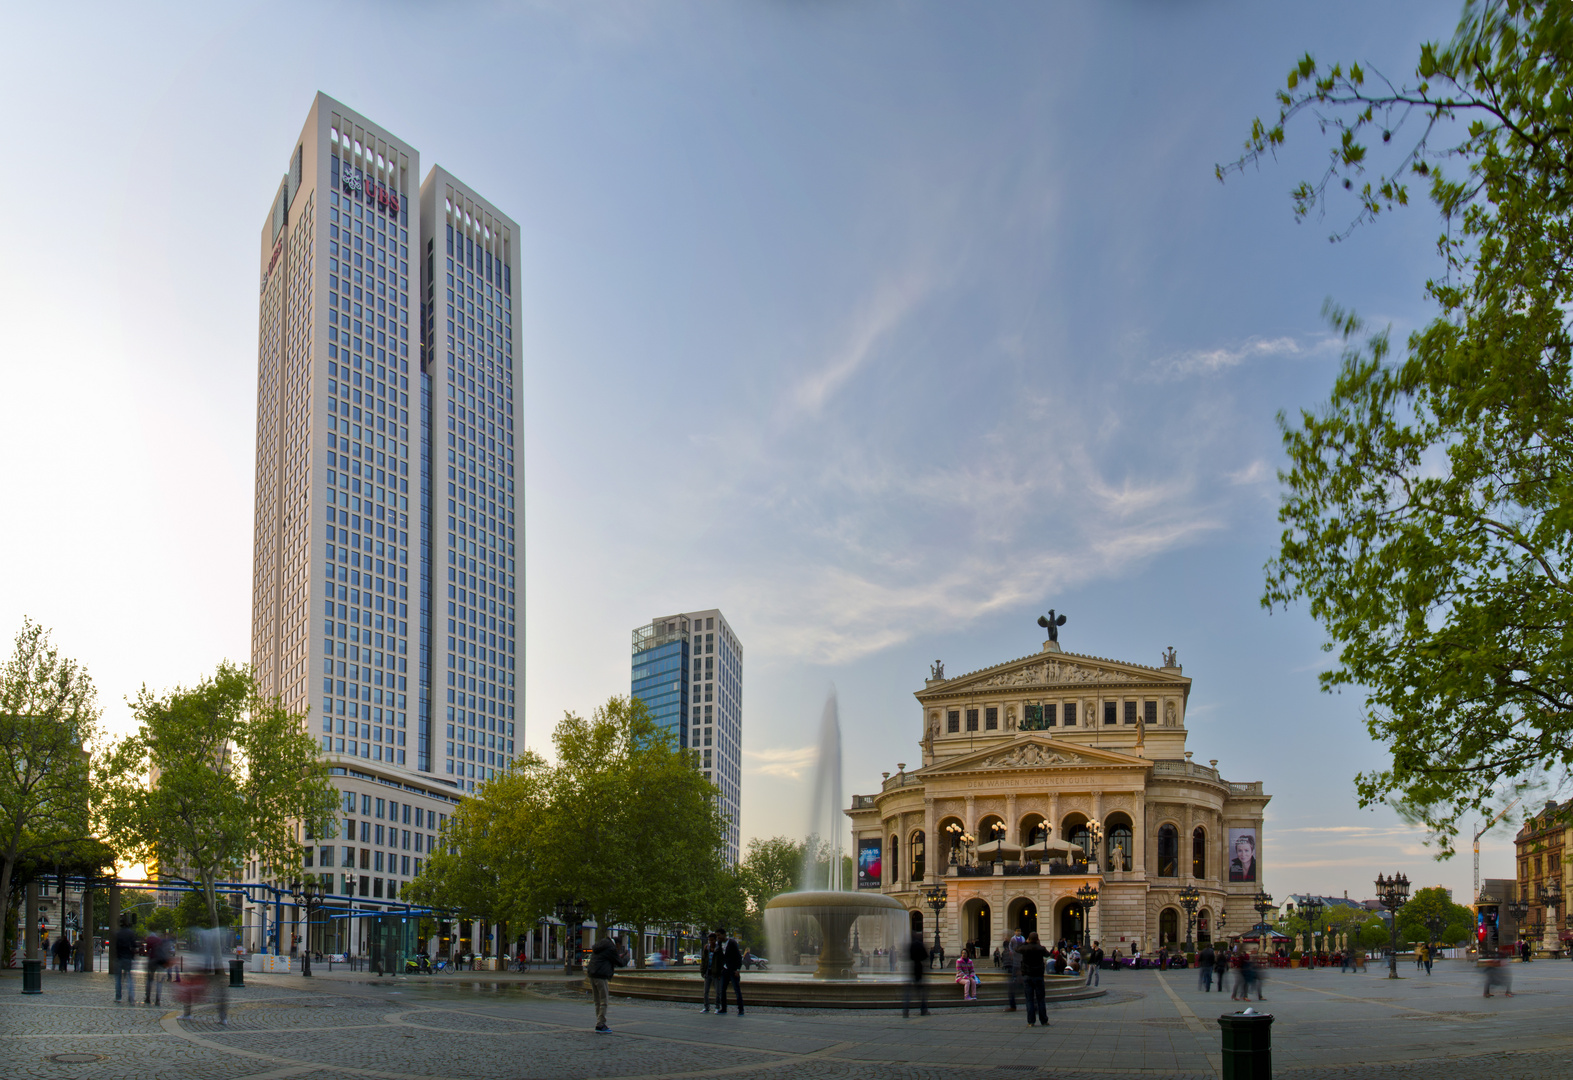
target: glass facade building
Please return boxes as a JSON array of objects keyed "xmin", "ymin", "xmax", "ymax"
[
  {"xmin": 631, "ymin": 610, "xmax": 742, "ymax": 863},
  {"xmin": 249, "ymin": 95, "xmax": 522, "ymax": 931}
]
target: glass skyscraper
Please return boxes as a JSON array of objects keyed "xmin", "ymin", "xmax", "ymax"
[
  {"xmin": 631, "ymin": 610, "xmax": 742, "ymax": 862},
  {"xmin": 250, "ymin": 94, "xmax": 522, "ymax": 918}
]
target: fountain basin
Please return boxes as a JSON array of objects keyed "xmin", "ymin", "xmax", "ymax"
[
  {"xmin": 764, "ymin": 890, "xmax": 908, "ymax": 979},
  {"xmin": 603, "ymin": 969, "xmax": 1106, "ymax": 1008}
]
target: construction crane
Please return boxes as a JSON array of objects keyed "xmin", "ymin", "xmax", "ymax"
[{"xmin": 1474, "ymin": 798, "xmax": 1521, "ymax": 901}]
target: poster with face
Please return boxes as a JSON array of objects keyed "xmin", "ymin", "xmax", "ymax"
[
  {"xmin": 1229, "ymin": 828, "xmax": 1258, "ymax": 882},
  {"xmin": 857, "ymin": 839, "xmax": 883, "ymax": 889}
]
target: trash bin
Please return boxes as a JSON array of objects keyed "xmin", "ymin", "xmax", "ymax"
[
  {"xmin": 229, "ymin": 959, "xmax": 245, "ymax": 988},
  {"xmin": 21, "ymin": 958, "xmax": 42, "ymax": 995},
  {"xmin": 1218, "ymin": 1008, "xmax": 1273, "ymax": 1079}
]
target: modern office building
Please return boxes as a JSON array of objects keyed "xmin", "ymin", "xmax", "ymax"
[
  {"xmin": 248, "ymin": 93, "xmax": 522, "ymax": 943},
  {"xmin": 631, "ymin": 610, "xmax": 743, "ymax": 862}
]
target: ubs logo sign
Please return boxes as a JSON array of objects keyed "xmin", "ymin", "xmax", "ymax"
[{"xmin": 342, "ymin": 165, "xmax": 400, "ymax": 215}]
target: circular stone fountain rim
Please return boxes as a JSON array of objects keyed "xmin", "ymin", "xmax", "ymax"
[{"xmin": 763, "ymin": 890, "xmax": 906, "ymax": 911}]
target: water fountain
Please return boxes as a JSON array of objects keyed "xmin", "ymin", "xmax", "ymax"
[{"xmin": 762, "ymin": 692, "xmax": 907, "ymax": 978}]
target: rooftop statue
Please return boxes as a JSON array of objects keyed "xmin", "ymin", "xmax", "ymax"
[{"xmin": 1037, "ymin": 609, "xmax": 1067, "ymax": 642}]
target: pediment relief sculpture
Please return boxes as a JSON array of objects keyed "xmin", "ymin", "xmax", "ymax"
[
  {"xmin": 979, "ymin": 743, "xmax": 1086, "ymax": 768},
  {"xmin": 972, "ymin": 659, "xmax": 1139, "ymax": 689}
]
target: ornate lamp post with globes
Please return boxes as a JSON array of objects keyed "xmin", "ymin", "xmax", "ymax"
[
  {"xmin": 1375, "ymin": 872, "xmax": 1411, "ymax": 978},
  {"xmin": 289, "ymin": 878, "xmax": 327, "ymax": 977},
  {"xmin": 1178, "ymin": 884, "xmax": 1200, "ymax": 953},
  {"xmin": 1075, "ymin": 883, "xmax": 1100, "ymax": 951},
  {"xmin": 1251, "ymin": 891, "xmax": 1274, "ymax": 956},
  {"xmin": 1301, "ymin": 896, "xmax": 1324, "ymax": 968},
  {"xmin": 554, "ymin": 899, "xmax": 588, "ymax": 975},
  {"xmin": 922, "ymin": 882, "xmax": 948, "ymax": 958}
]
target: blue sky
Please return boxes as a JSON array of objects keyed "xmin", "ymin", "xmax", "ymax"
[{"xmin": 0, "ymin": 1, "xmax": 1513, "ymax": 901}]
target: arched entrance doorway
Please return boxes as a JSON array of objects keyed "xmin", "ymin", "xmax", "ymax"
[
  {"xmin": 1159, "ymin": 908, "xmax": 1180, "ymax": 948},
  {"xmin": 961, "ymin": 898, "xmax": 991, "ymax": 954},
  {"xmin": 909, "ymin": 909, "xmax": 923, "ymax": 940},
  {"xmin": 1057, "ymin": 898, "xmax": 1087, "ymax": 947},
  {"xmin": 1197, "ymin": 908, "xmax": 1212, "ymax": 944},
  {"xmin": 1007, "ymin": 897, "xmax": 1038, "ymax": 937}
]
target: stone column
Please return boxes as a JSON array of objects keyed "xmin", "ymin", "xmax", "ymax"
[
  {"xmin": 1132, "ymin": 794, "xmax": 1147, "ymax": 874},
  {"xmin": 1006, "ymin": 794, "xmax": 1018, "ymax": 844},
  {"xmin": 965, "ymin": 795, "xmax": 976, "ymax": 845},
  {"xmin": 1048, "ymin": 793, "xmax": 1059, "ymax": 838},
  {"xmin": 1183, "ymin": 806, "xmax": 1194, "ymax": 884},
  {"xmin": 106, "ymin": 884, "xmax": 121, "ymax": 977},
  {"xmin": 923, "ymin": 798, "xmax": 935, "ymax": 883},
  {"xmin": 1091, "ymin": 792, "xmax": 1103, "ymax": 870}
]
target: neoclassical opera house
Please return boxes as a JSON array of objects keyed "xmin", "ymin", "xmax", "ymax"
[{"xmin": 846, "ymin": 629, "xmax": 1269, "ymax": 954}]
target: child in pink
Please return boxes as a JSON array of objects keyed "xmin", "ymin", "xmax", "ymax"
[{"xmin": 955, "ymin": 953, "xmax": 979, "ymax": 1000}]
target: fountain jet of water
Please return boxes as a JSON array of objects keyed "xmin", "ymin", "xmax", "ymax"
[{"xmin": 802, "ymin": 690, "xmax": 844, "ymax": 892}]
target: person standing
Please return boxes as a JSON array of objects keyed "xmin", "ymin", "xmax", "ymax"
[
  {"xmin": 586, "ymin": 934, "xmax": 628, "ymax": 1033},
  {"xmin": 113, "ymin": 917, "xmax": 139, "ymax": 1003},
  {"xmin": 1198, "ymin": 943, "xmax": 1216, "ymax": 992},
  {"xmin": 1002, "ymin": 931, "xmax": 1022, "ymax": 1012},
  {"xmin": 1017, "ymin": 932, "xmax": 1051, "ymax": 1028},
  {"xmin": 1088, "ymin": 941, "xmax": 1103, "ymax": 987},
  {"xmin": 716, "ymin": 928, "xmax": 745, "ymax": 1016},
  {"xmin": 699, "ymin": 932, "xmax": 718, "ymax": 1013},
  {"xmin": 903, "ymin": 933, "xmax": 929, "ymax": 1017},
  {"xmin": 1214, "ymin": 945, "xmax": 1231, "ymax": 994}
]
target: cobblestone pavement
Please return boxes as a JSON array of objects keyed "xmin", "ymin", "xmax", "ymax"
[{"xmin": 3, "ymin": 959, "xmax": 1572, "ymax": 1079}]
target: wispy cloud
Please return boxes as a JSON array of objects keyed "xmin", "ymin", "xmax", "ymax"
[
  {"xmin": 1227, "ymin": 459, "xmax": 1272, "ymax": 486},
  {"xmin": 743, "ymin": 746, "xmax": 818, "ymax": 779},
  {"xmin": 789, "ymin": 271, "xmax": 932, "ymax": 416},
  {"xmin": 1156, "ymin": 334, "xmax": 1337, "ymax": 379}
]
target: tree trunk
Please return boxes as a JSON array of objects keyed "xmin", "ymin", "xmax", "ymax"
[
  {"xmin": 0, "ymin": 854, "xmax": 15, "ymax": 968},
  {"xmin": 635, "ymin": 922, "xmax": 646, "ymax": 968}
]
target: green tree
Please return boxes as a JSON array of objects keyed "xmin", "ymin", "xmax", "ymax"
[
  {"xmin": 1397, "ymin": 886, "xmax": 1476, "ymax": 945},
  {"xmin": 96, "ymin": 662, "xmax": 337, "ymax": 927},
  {"xmin": 409, "ymin": 696, "xmax": 732, "ymax": 965},
  {"xmin": 1225, "ymin": 0, "xmax": 1573, "ymax": 849},
  {"xmin": 0, "ymin": 619, "xmax": 102, "ymax": 955},
  {"xmin": 739, "ymin": 835, "xmax": 804, "ymax": 914}
]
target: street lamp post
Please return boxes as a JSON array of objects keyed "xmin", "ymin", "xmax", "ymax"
[
  {"xmin": 1540, "ymin": 880, "xmax": 1563, "ymax": 955},
  {"xmin": 1375, "ymin": 872, "xmax": 1411, "ymax": 979},
  {"xmin": 554, "ymin": 899, "xmax": 588, "ymax": 975},
  {"xmin": 1178, "ymin": 884, "xmax": 1200, "ymax": 953},
  {"xmin": 922, "ymin": 882, "xmax": 948, "ymax": 958},
  {"xmin": 1301, "ymin": 897, "xmax": 1324, "ymax": 967},
  {"xmin": 289, "ymin": 879, "xmax": 327, "ymax": 977},
  {"xmin": 1075, "ymin": 883, "xmax": 1100, "ymax": 951},
  {"xmin": 1251, "ymin": 891, "xmax": 1274, "ymax": 956},
  {"xmin": 1086, "ymin": 822, "xmax": 1104, "ymax": 875},
  {"xmin": 1506, "ymin": 897, "xmax": 1529, "ymax": 960}
]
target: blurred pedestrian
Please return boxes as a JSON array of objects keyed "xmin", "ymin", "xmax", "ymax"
[
  {"xmin": 699, "ymin": 931, "xmax": 718, "ymax": 1013},
  {"xmin": 113, "ymin": 916, "xmax": 139, "ymax": 1003},
  {"xmin": 1481, "ymin": 956, "xmax": 1514, "ymax": 998},
  {"xmin": 904, "ymin": 934, "xmax": 929, "ymax": 1017},
  {"xmin": 1198, "ymin": 943, "xmax": 1215, "ymax": 992},
  {"xmin": 1002, "ymin": 930, "xmax": 1023, "ymax": 1012}
]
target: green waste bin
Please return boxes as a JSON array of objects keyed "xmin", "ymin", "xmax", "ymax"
[
  {"xmin": 1218, "ymin": 1009, "xmax": 1273, "ymax": 1079},
  {"xmin": 21, "ymin": 958, "xmax": 42, "ymax": 994},
  {"xmin": 229, "ymin": 960, "xmax": 245, "ymax": 988}
]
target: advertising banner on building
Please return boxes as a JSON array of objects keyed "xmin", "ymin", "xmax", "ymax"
[
  {"xmin": 857, "ymin": 838, "xmax": 882, "ymax": 889},
  {"xmin": 1228, "ymin": 827, "xmax": 1258, "ymax": 882}
]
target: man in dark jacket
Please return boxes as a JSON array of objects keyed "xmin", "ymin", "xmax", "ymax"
[
  {"xmin": 716, "ymin": 928, "xmax": 745, "ymax": 1015},
  {"xmin": 586, "ymin": 935, "xmax": 627, "ymax": 1032},
  {"xmin": 1198, "ymin": 944, "xmax": 1216, "ymax": 992},
  {"xmin": 903, "ymin": 935, "xmax": 929, "ymax": 1017},
  {"xmin": 113, "ymin": 917, "xmax": 139, "ymax": 1002},
  {"xmin": 1017, "ymin": 932, "xmax": 1051, "ymax": 1027}
]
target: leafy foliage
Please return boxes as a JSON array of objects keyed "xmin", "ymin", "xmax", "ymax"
[
  {"xmin": 0, "ymin": 619, "xmax": 101, "ymax": 957},
  {"xmin": 96, "ymin": 662, "xmax": 337, "ymax": 926},
  {"xmin": 408, "ymin": 696, "xmax": 734, "ymax": 957},
  {"xmin": 1397, "ymin": 885, "xmax": 1477, "ymax": 944},
  {"xmin": 1226, "ymin": 1, "xmax": 1573, "ymax": 849}
]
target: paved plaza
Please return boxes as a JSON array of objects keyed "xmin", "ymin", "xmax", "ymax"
[{"xmin": 4, "ymin": 959, "xmax": 1573, "ymax": 1079}]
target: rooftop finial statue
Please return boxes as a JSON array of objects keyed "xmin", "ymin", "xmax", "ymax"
[
  {"xmin": 930, "ymin": 659, "xmax": 945, "ymax": 680},
  {"xmin": 1163, "ymin": 645, "xmax": 1179, "ymax": 668},
  {"xmin": 1037, "ymin": 609, "xmax": 1067, "ymax": 642}
]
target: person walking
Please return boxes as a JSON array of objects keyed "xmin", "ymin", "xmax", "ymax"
[
  {"xmin": 1088, "ymin": 941, "xmax": 1103, "ymax": 987},
  {"xmin": 1198, "ymin": 943, "xmax": 1216, "ymax": 992},
  {"xmin": 954, "ymin": 951, "xmax": 978, "ymax": 1001},
  {"xmin": 52, "ymin": 932, "xmax": 72, "ymax": 973},
  {"xmin": 716, "ymin": 928, "xmax": 745, "ymax": 1016},
  {"xmin": 1481, "ymin": 956, "xmax": 1514, "ymax": 998},
  {"xmin": 1018, "ymin": 932, "xmax": 1051, "ymax": 1028},
  {"xmin": 113, "ymin": 917, "xmax": 139, "ymax": 1003},
  {"xmin": 586, "ymin": 934, "xmax": 629, "ymax": 1033},
  {"xmin": 903, "ymin": 933, "xmax": 930, "ymax": 1017},
  {"xmin": 1212, "ymin": 943, "xmax": 1230, "ymax": 990},
  {"xmin": 1002, "ymin": 930, "xmax": 1022, "ymax": 1012},
  {"xmin": 1423, "ymin": 942, "xmax": 1434, "ymax": 975},
  {"xmin": 699, "ymin": 932, "xmax": 718, "ymax": 1013}
]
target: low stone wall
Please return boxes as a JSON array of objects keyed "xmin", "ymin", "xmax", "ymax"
[{"xmin": 602, "ymin": 971, "xmax": 1105, "ymax": 1009}]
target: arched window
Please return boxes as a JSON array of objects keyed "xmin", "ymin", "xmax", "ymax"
[
  {"xmin": 1159, "ymin": 908, "xmax": 1179, "ymax": 947},
  {"xmin": 1066, "ymin": 819, "xmax": 1092, "ymax": 868},
  {"xmin": 889, "ymin": 834, "xmax": 899, "ymax": 883},
  {"xmin": 1157, "ymin": 824, "xmax": 1180, "ymax": 878},
  {"xmin": 1192, "ymin": 827, "xmax": 1207, "ymax": 879},
  {"xmin": 1107, "ymin": 817, "xmax": 1133, "ymax": 872},
  {"xmin": 910, "ymin": 830, "xmax": 926, "ymax": 882}
]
